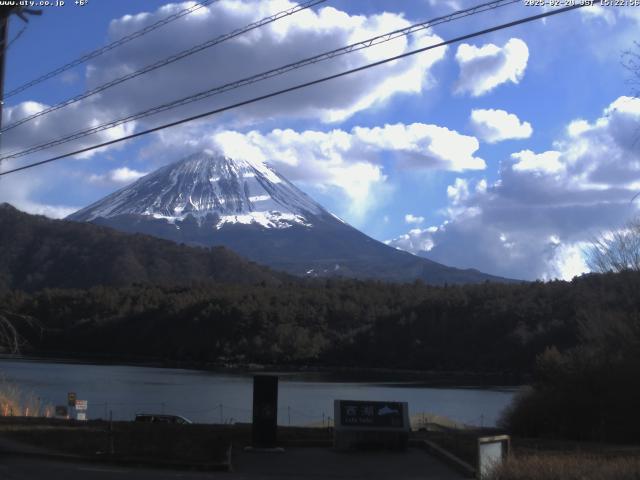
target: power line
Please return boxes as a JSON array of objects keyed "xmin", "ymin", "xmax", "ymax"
[
  {"xmin": 0, "ymin": 4, "xmax": 586, "ymax": 177},
  {"xmin": 1, "ymin": 0, "xmax": 513, "ymax": 134},
  {"xmin": 1, "ymin": 0, "xmax": 327, "ymax": 133},
  {"xmin": 0, "ymin": 0, "xmax": 521, "ymax": 161},
  {"xmin": 4, "ymin": 24, "xmax": 27, "ymax": 51},
  {"xmin": 3, "ymin": 0, "xmax": 218, "ymax": 100}
]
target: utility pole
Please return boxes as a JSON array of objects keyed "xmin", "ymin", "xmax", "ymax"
[
  {"xmin": 0, "ymin": 6, "xmax": 41, "ymax": 145},
  {"xmin": 0, "ymin": 7, "xmax": 12, "ymax": 133}
]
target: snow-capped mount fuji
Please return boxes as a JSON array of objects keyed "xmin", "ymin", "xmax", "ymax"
[
  {"xmin": 68, "ymin": 152, "xmax": 507, "ymax": 284},
  {"xmin": 71, "ymin": 152, "xmax": 324, "ymax": 230}
]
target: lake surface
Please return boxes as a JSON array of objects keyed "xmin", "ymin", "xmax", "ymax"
[{"xmin": 0, "ymin": 359, "xmax": 516, "ymax": 427}]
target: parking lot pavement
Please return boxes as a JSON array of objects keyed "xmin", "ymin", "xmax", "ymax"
[
  {"xmin": 0, "ymin": 447, "xmax": 465, "ymax": 480},
  {"xmin": 232, "ymin": 447, "xmax": 466, "ymax": 479},
  {"xmin": 0, "ymin": 457, "xmax": 226, "ymax": 480}
]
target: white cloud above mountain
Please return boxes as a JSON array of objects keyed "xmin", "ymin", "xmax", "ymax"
[
  {"xmin": 0, "ymin": 166, "xmax": 79, "ymax": 219},
  {"xmin": 138, "ymin": 120, "xmax": 485, "ymax": 221},
  {"xmin": 511, "ymin": 150, "xmax": 563, "ymax": 174},
  {"xmin": 385, "ymin": 226, "xmax": 437, "ymax": 253},
  {"xmin": 454, "ymin": 38, "xmax": 529, "ymax": 97},
  {"xmin": 214, "ymin": 123, "xmax": 485, "ymax": 177},
  {"xmin": 212, "ymin": 123, "xmax": 484, "ymax": 218},
  {"xmin": 14, "ymin": 202, "xmax": 78, "ymax": 219},
  {"xmin": 470, "ymin": 108, "xmax": 533, "ymax": 143},
  {"xmin": 2, "ymin": 1, "xmax": 448, "ymax": 165},
  {"xmin": 405, "ymin": 214, "xmax": 425, "ymax": 224},
  {"xmin": 85, "ymin": 0, "xmax": 445, "ymax": 128},
  {"xmin": 387, "ymin": 95, "xmax": 640, "ymax": 280},
  {"xmin": 578, "ymin": 4, "xmax": 617, "ymax": 25},
  {"xmin": 3, "ymin": 100, "xmax": 136, "ymax": 163},
  {"xmin": 0, "ymin": 0, "xmax": 454, "ymax": 219},
  {"xmin": 89, "ymin": 167, "xmax": 148, "ymax": 185},
  {"xmin": 350, "ymin": 123, "xmax": 486, "ymax": 171}
]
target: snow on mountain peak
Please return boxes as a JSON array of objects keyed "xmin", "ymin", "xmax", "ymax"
[{"xmin": 68, "ymin": 152, "xmax": 325, "ymax": 229}]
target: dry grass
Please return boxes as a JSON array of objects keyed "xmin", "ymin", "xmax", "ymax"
[
  {"xmin": 489, "ymin": 454, "xmax": 640, "ymax": 480},
  {"xmin": 0, "ymin": 418, "xmax": 331, "ymax": 462},
  {"xmin": 0, "ymin": 376, "xmax": 52, "ymax": 417},
  {"xmin": 410, "ymin": 412, "xmax": 467, "ymax": 430},
  {"xmin": 0, "ymin": 418, "xmax": 231, "ymax": 462}
]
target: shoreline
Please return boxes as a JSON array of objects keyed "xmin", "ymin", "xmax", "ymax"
[{"xmin": 0, "ymin": 353, "xmax": 527, "ymax": 388}]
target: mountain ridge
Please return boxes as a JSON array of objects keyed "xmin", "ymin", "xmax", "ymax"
[
  {"xmin": 68, "ymin": 152, "xmax": 512, "ymax": 285},
  {"xmin": 0, "ymin": 203, "xmax": 283, "ymax": 291}
]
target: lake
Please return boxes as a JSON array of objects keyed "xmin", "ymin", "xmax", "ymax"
[{"xmin": 0, "ymin": 359, "xmax": 517, "ymax": 427}]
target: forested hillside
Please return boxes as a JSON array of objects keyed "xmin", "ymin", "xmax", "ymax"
[
  {"xmin": 2, "ymin": 271, "xmax": 638, "ymax": 377},
  {"xmin": 0, "ymin": 204, "xmax": 282, "ymax": 291}
]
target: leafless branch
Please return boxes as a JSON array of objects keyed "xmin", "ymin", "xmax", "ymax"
[
  {"xmin": 585, "ymin": 217, "xmax": 640, "ymax": 273},
  {"xmin": 0, "ymin": 311, "xmax": 42, "ymax": 355}
]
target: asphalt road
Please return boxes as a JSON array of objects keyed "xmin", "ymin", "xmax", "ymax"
[
  {"xmin": 0, "ymin": 448, "xmax": 465, "ymax": 480},
  {"xmin": 0, "ymin": 457, "xmax": 224, "ymax": 479}
]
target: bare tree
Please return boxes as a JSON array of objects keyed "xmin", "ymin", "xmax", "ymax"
[
  {"xmin": 0, "ymin": 315, "xmax": 21, "ymax": 354},
  {"xmin": 579, "ymin": 47, "xmax": 640, "ymax": 273},
  {"xmin": 585, "ymin": 217, "xmax": 640, "ymax": 273},
  {"xmin": 0, "ymin": 311, "xmax": 41, "ymax": 354},
  {"xmin": 623, "ymin": 41, "xmax": 640, "ymax": 100}
]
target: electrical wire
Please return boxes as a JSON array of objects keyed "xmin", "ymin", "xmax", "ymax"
[
  {"xmin": 1, "ymin": 0, "xmax": 327, "ymax": 133},
  {"xmin": 0, "ymin": 0, "xmax": 521, "ymax": 161},
  {"xmin": 0, "ymin": 4, "xmax": 586, "ymax": 177},
  {"xmin": 3, "ymin": 24, "xmax": 27, "ymax": 51},
  {"xmin": 3, "ymin": 0, "xmax": 218, "ymax": 100}
]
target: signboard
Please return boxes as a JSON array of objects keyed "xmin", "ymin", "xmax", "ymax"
[
  {"xmin": 338, "ymin": 400, "xmax": 405, "ymax": 428},
  {"xmin": 67, "ymin": 392, "xmax": 76, "ymax": 407},
  {"xmin": 55, "ymin": 405, "xmax": 68, "ymax": 418},
  {"xmin": 252, "ymin": 375, "xmax": 278, "ymax": 448},
  {"xmin": 477, "ymin": 435, "xmax": 510, "ymax": 479},
  {"xmin": 333, "ymin": 400, "xmax": 410, "ymax": 451},
  {"xmin": 76, "ymin": 412, "xmax": 87, "ymax": 421},
  {"xmin": 75, "ymin": 400, "xmax": 88, "ymax": 411}
]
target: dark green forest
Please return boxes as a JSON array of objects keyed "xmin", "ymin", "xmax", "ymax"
[
  {"xmin": 0, "ymin": 203, "xmax": 283, "ymax": 291},
  {"xmin": 3, "ymin": 271, "xmax": 639, "ymax": 379},
  {"xmin": 502, "ymin": 298, "xmax": 640, "ymax": 442}
]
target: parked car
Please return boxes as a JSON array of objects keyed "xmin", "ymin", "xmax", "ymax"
[{"xmin": 134, "ymin": 413, "xmax": 192, "ymax": 424}]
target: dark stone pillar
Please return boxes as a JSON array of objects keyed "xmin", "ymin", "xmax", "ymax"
[{"xmin": 252, "ymin": 375, "xmax": 278, "ymax": 447}]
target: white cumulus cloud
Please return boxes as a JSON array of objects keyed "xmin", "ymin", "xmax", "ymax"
[
  {"xmin": 470, "ymin": 108, "xmax": 533, "ymax": 143},
  {"xmin": 140, "ymin": 120, "xmax": 484, "ymax": 221},
  {"xmin": 2, "ymin": 0, "xmax": 449, "ymax": 166},
  {"xmin": 80, "ymin": 0, "xmax": 447, "ymax": 126},
  {"xmin": 387, "ymin": 95, "xmax": 640, "ymax": 281},
  {"xmin": 385, "ymin": 226, "xmax": 437, "ymax": 253},
  {"xmin": 2, "ymin": 0, "xmax": 450, "ymax": 217},
  {"xmin": 3, "ymin": 100, "xmax": 136, "ymax": 164},
  {"xmin": 405, "ymin": 214, "xmax": 424, "ymax": 224},
  {"xmin": 352, "ymin": 123, "xmax": 486, "ymax": 171},
  {"xmin": 454, "ymin": 38, "xmax": 529, "ymax": 97},
  {"xmin": 210, "ymin": 123, "xmax": 484, "ymax": 217},
  {"xmin": 89, "ymin": 167, "xmax": 148, "ymax": 185},
  {"xmin": 209, "ymin": 123, "xmax": 485, "ymax": 180},
  {"xmin": 511, "ymin": 150, "xmax": 563, "ymax": 174},
  {"xmin": 0, "ymin": 166, "xmax": 80, "ymax": 219}
]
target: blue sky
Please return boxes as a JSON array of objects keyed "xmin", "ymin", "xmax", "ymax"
[{"xmin": 1, "ymin": 0, "xmax": 640, "ymax": 280}]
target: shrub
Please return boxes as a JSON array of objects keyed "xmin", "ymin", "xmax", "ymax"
[
  {"xmin": 489, "ymin": 454, "xmax": 640, "ymax": 480},
  {"xmin": 500, "ymin": 310, "xmax": 640, "ymax": 442}
]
